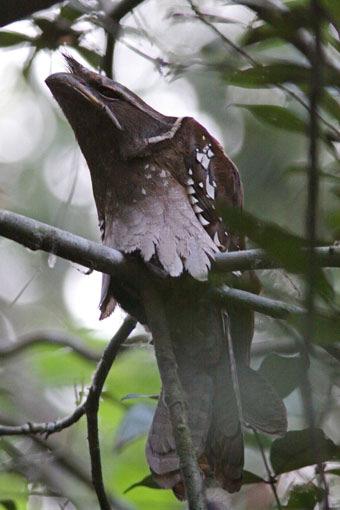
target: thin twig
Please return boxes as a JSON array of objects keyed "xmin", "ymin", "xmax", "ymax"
[
  {"xmin": 142, "ymin": 282, "xmax": 207, "ymax": 510},
  {"xmin": 252, "ymin": 429, "xmax": 282, "ymax": 510},
  {"xmin": 0, "ymin": 404, "xmax": 85, "ymax": 437},
  {"xmin": 85, "ymin": 316, "xmax": 137, "ymax": 510},
  {"xmin": 304, "ymin": 2, "xmax": 329, "ymax": 508},
  {"xmin": 213, "ymin": 285, "xmax": 304, "ymax": 319},
  {"xmin": 102, "ymin": 0, "xmax": 146, "ymax": 78},
  {"xmin": 0, "ymin": 330, "xmax": 101, "ymax": 362}
]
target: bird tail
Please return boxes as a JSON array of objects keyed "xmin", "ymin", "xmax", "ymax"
[{"xmin": 145, "ymin": 289, "xmax": 287, "ymax": 498}]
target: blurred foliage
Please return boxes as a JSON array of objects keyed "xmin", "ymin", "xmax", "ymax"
[{"xmin": 0, "ymin": 0, "xmax": 339, "ymax": 509}]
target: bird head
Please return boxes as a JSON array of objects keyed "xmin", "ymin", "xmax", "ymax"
[{"xmin": 46, "ymin": 55, "xmax": 179, "ymax": 160}]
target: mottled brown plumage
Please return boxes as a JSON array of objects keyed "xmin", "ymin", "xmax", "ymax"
[{"xmin": 46, "ymin": 57, "xmax": 287, "ymax": 499}]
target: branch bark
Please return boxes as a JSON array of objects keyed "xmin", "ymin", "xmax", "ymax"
[
  {"xmin": 0, "ymin": 330, "xmax": 101, "ymax": 362},
  {"xmin": 85, "ymin": 315, "xmax": 137, "ymax": 510},
  {"xmin": 1, "ymin": 209, "xmax": 339, "ymax": 322},
  {"xmin": 0, "ymin": 209, "xmax": 339, "ymax": 277},
  {"xmin": 0, "ymin": 404, "xmax": 85, "ymax": 437},
  {"xmin": 213, "ymin": 285, "xmax": 304, "ymax": 319},
  {"xmin": 103, "ymin": 0, "xmax": 146, "ymax": 78}
]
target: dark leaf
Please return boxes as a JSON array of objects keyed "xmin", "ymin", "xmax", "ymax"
[
  {"xmin": 218, "ymin": 206, "xmax": 334, "ymax": 303},
  {"xmin": 321, "ymin": 0, "xmax": 340, "ymax": 24},
  {"xmin": 286, "ymin": 164, "xmax": 340, "ymax": 183},
  {"xmin": 285, "ymin": 482, "xmax": 325, "ymax": 509},
  {"xmin": 320, "ymin": 90, "xmax": 340, "ymax": 124},
  {"xmin": 234, "ymin": 104, "xmax": 307, "ymax": 133},
  {"xmin": 224, "ymin": 63, "xmax": 339, "ymax": 88},
  {"xmin": 325, "ymin": 468, "xmax": 340, "ymax": 476},
  {"xmin": 258, "ymin": 354, "xmax": 307, "ymax": 399},
  {"xmin": 0, "ymin": 501, "xmax": 17, "ymax": 510},
  {"xmin": 59, "ymin": 5, "xmax": 82, "ymax": 23},
  {"xmin": 241, "ymin": 2, "xmax": 313, "ymax": 49},
  {"xmin": 0, "ymin": 32, "xmax": 34, "ymax": 47},
  {"xmin": 270, "ymin": 428, "xmax": 340, "ymax": 475},
  {"xmin": 241, "ymin": 23, "xmax": 279, "ymax": 47},
  {"xmin": 124, "ymin": 474, "xmax": 160, "ymax": 493},
  {"xmin": 74, "ymin": 46, "xmax": 102, "ymax": 69},
  {"xmin": 242, "ymin": 470, "xmax": 266, "ymax": 484},
  {"xmin": 289, "ymin": 313, "xmax": 340, "ymax": 348}
]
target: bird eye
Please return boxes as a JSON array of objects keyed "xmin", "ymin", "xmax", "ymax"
[{"xmin": 97, "ymin": 85, "xmax": 119, "ymax": 101}]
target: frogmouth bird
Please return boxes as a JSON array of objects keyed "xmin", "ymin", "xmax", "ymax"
[{"xmin": 46, "ymin": 56, "xmax": 287, "ymax": 499}]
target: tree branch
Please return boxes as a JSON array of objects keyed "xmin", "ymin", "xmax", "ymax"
[
  {"xmin": 102, "ymin": 0, "xmax": 146, "ymax": 78},
  {"xmin": 85, "ymin": 315, "xmax": 137, "ymax": 510},
  {"xmin": 0, "ymin": 404, "xmax": 85, "ymax": 437},
  {"xmin": 303, "ymin": 2, "xmax": 329, "ymax": 507},
  {"xmin": 1, "ymin": 209, "xmax": 339, "ymax": 322},
  {"xmin": 213, "ymin": 285, "xmax": 304, "ymax": 319},
  {"xmin": 142, "ymin": 282, "xmax": 207, "ymax": 509},
  {"xmin": 1, "ymin": 209, "xmax": 339, "ymax": 277},
  {"xmin": 0, "ymin": 330, "xmax": 101, "ymax": 362}
]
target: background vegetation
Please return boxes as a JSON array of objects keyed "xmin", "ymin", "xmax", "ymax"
[{"xmin": 0, "ymin": 0, "xmax": 339, "ymax": 509}]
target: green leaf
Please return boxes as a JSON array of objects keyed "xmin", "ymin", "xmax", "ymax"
[
  {"xmin": 258, "ymin": 354, "xmax": 307, "ymax": 398},
  {"xmin": 321, "ymin": 0, "xmax": 340, "ymax": 24},
  {"xmin": 242, "ymin": 470, "xmax": 266, "ymax": 484},
  {"xmin": 0, "ymin": 501, "xmax": 17, "ymax": 510},
  {"xmin": 218, "ymin": 206, "xmax": 334, "ymax": 303},
  {"xmin": 234, "ymin": 104, "xmax": 307, "ymax": 133},
  {"xmin": 224, "ymin": 63, "xmax": 340, "ymax": 88},
  {"xmin": 59, "ymin": 5, "xmax": 82, "ymax": 23},
  {"xmin": 325, "ymin": 468, "xmax": 340, "ymax": 476},
  {"xmin": 320, "ymin": 90, "xmax": 340, "ymax": 124},
  {"xmin": 124, "ymin": 474, "xmax": 161, "ymax": 493},
  {"xmin": 270, "ymin": 428, "xmax": 340, "ymax": 475},
  {"xmin": 0, "ymin": 32, "xmax": 34, "ymax": 47},
  {"xmin": 0, "ymin": 474, "xmax": 28, "ymax": 510},
  {"xmin": 74, "ymin": 46, "xmax": 101, "ymax": 69},
  {"xmin": 289, "ymin": 312, "xmax": 340, "ymax": 348},
  {"xmin": 241, "ymin": 3, "xmax": 312, "ymax": 49},
  {"xmin": 285, "ymin": 482, "xmax": 325, "ymax": 509},
  {"xmin": 121, "ymin": 393, "xmax": 159, "ymax": 401}
]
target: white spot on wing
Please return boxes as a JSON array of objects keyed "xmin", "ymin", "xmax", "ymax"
[
  {"xmin": 141, "ymin": 188, "xmax": 146, "ymax": 195},
  {"xmin": 206, "ymin": 176, "xmax": 215, "ymax": 199},
  {"xmin": 189, "ymin": 195, "xmax": 198, "ymax": 204},
  {"xmin": 187, "ymin": 186, "xmax": 195, "ymax": 194},
  {"xmin": 193, "ymin": 204, "xmax": 203, "ymax": 213},
  {"xmin": 198, "ymin": 214, "xmax": 209, "ymax": 226},
  {"xmin": 160, "ymin": 169, "xmax": 167, "ymax": 178},
  {"xmin": 187, "ymin": 178, "xmax": 194, "ymax": 185},
  {"xmin": 232, "ymin": 271, "xmax": 242, "ymax": 277},
  {"xmin": 213, "ymin": 231, "xmax": 224, "ymax": 249}
]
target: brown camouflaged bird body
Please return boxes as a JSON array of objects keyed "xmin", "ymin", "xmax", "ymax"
[{"xmin": 46, "ymin": 57, "xmax": 287, "ymax": 498}]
